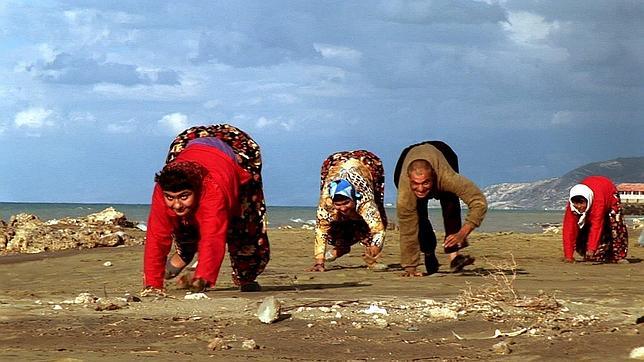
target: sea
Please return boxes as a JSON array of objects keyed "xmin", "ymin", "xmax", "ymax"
[{"xmin": 3, "ymin": 202, "xmax": 634, "ymax": 234}]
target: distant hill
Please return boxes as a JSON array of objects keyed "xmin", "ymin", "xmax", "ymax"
[{"xmin": 483, "ymin": 157, "xmax": 644, "ymax": 210}]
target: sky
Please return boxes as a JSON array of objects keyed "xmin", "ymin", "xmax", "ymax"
[{"xmin": 1, "ymin": 0, "xmax": 643, "ymax": 206}]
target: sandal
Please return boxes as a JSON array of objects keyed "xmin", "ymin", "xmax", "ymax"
[
  {"xmin": 450, "ymin": 254, "xmax": 475, "ymax": 273},
  {"xmin": 240, "ymin": 281, "xmax": 262, "ymax": 292},
  {"xmin": 164, "ymin": 254, "xmax": 187, "ymax": 280}
]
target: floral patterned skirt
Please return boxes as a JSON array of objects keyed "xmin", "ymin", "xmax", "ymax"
[
  {"xmin": 166, "ymin": 124, "xmax": 270, "ymax": 285},
  {"xmin": 578, "ymin": 194, "xmax": 629, "ymax": 263}
]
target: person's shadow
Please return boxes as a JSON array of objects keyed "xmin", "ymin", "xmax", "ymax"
[{"xmin": 213, "ymin": 281, "xmax": 371, "ymax": 292}]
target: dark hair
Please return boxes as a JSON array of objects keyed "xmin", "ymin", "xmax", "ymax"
[
  {"xmin": 332, "ymin": 194, "xmax": 352, "ymax": 203},
  {"xmin": 571, "ymin": 195, "xmax": 587, "ymax": 204},
  {"xmin": 155, "ymin": 161, "xmax": 205, "ymax": 192}
]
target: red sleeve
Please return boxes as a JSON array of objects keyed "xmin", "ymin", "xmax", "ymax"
[
  {"xmin": 143, "ymin": 185, "xmax": 176, "ymax": 288},
  {"xmin": 585, "ymin": 194, "xmax": 607, "ymax": 254},
  {"xmin": 193, "ymin": 183, "xmax": 229, "ymax": 287},
  {"xmin": 562, "ymin": 206, "xmax": 578, "ymax": 260}
]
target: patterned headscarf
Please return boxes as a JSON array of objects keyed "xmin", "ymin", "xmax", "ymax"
[
  {"xmin": 569, "ymin": 184, "xmax": 594, "ymax": 229},
  {"xmin": 329, "ymin": 179, "xmax": 360, "ymax": 201}
]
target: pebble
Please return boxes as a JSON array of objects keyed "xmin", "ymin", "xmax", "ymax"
[
  {"xmin": 492, "ymin": 341, "xmax": 512, "ymax": 355},
  {"xmin": 207, "ymin": 337, "xmax": 229, "ymax": 351},
  {"xmin": 257, "ymin": 296, "xmax": 281, "ymax": 324},
  {"xmin": 103, "ymin": 261, "xmax": 113, "ymax": 267},
  {"xmin": 374, "ymin": 319, "xmax": 389, "ymax": 328},
  {"xmin": 242, "ymin": 339, "xmax": 258, "ymax": 350},
  {"xmin": 52, "ymin": 305, "xmax": 63, "ymax": 310},
  {"xmin": 630, "ymin": 347, "xmax": 644, "ymax": 360}
]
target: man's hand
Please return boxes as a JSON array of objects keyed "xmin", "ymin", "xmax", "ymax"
[
  {"xmin": 306, "ymin": 262, "xmax": 326, "ymax": 272},
  {"xmin": 443, "ymin": 224, "xmax": 474, "ymax": 248}
]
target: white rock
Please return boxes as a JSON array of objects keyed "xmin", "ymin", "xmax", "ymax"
[
  {"xmin": 319, "ymin": 307, "xmax": 332, "ymax": 313},
  {"xmin": 362, "ymin": 303, "xmax": 388, "ymax": 315},
  {"xmin": 184, "ymin": 292, "xmax": 209, "ymax": 300},
  {"xmin": 53, "ymin": 305, "xmax": 63, "ymax": 310},
  {"xmin": 103, "ymin": 261, "xmax": 113, "ymax": 267},
  {"xmin": 241, "ymin": 339, "xmax": 258, "ymax": 350},
  {"xmin": 423, "ymin": 307, "xmax": 458, "ymax": 320},
  {"xmin": 257, "ymin": 296, "xmax": 281, "ymax": 324},
  {"xmin": 136, "ymin": 223, "xmax": 147, "ymax": 231},
  {"xmin": 630, "ymin": 346, "xmax": 644, "ymax": 360},
  {"xmin": 335, "ymin": 312, "xmax": 342, "ymax": 319}
]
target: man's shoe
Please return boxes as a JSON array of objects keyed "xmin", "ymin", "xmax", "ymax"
[{"xmin": 450, "ymin": 254, "xmax": 475, "ymax": 273}]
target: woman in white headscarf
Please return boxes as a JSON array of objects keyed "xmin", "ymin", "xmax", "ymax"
[{"xmin": 562, "ymin": 176, "xmax": 628, "ymax": 263}]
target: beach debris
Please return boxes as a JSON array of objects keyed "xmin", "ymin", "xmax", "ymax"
[
  {"xmin": 103, "ymin": 261, "xmax": 113, "ymax": 267},
  {"xmin": 630, "ymin": 347, "xmax": 644, "ymax": 360},
  {"xmin": 75, "ymin": 293, "xmax": 99, "ymax": 304},
  {"xmin": 0, "ymin": 209, "xmax": 145, "ymax": 254},
  {"xmin": 241, "ymin": 339, "xmax": 258, "ymax": 350},
  {"xmin": 452, "ymin": 327, "xmax": 528, "ymax": 340},
  {"xmin": 136, "ymin": 223, "xmax": 147, "ymax": 231},
  {"xmin": 361, "ymin": 303, "xmax": 388, "ymax": 315},
  {"xmin": 492, "ymin": 341, "xmax": 512, "ymax": 354},
  {"xmin": 257, "ymin": 296, "xmax": 281, "ymax": 324},
  {"xmin": 52, "ymin": 304, "xmax": 63, "ymax": 310},
  {"xmin": 184, "ymin": 292, "xmax": 209, "ymax": 300}
]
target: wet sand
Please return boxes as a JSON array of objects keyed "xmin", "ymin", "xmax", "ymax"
[{"xmin": 0, "ymin": 229, "xmax": 642, "ymax": 361}]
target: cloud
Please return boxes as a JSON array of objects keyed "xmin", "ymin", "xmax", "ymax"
[
  {"xmin": 314, "ymin": 43, "xmax": 362, "ymax": 63},
  {"xmin": 254, "ymin": 116, "xmax": 294, "ymax": 131},
  {"xmin": 504, "ymin": 11, "xmax": 560, "ymax": 44},
  {"xmin": 14, "ymin": 107, "xmax": 55, "ymax": 128},
  {"xmin": 24, "ymin": 52, "xmax": 180, "ymax": 86},
  {"xmin": 378, "ymin": 0, "xmax": 507, "ymax": 25},
  {"xmin": 106, "ymin": 119, "xmax": 136, "ymax": 134},
  {"xmin": 158, "ymin": 112, "xmax": 189, "ymax": 134}
]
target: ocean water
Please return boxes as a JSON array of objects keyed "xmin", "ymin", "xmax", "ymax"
[{"xmin": 0, "ymin": 202, "xmax": 582, "ymax": 233}]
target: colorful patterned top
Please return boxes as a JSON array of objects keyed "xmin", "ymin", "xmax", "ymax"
[{"xmin": 315, "ymin": 150, "xmax": 387, "ymax": 259}]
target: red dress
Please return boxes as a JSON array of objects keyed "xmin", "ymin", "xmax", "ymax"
[
  {"xmin": 562, "ymin": 176, "xmax": 619, "ymax": 261},
  {"xmin": 143, "ymin": 144, "xmax": 251, "ymax": 289}
]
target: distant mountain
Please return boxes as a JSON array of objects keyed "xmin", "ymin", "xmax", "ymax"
[{"xmin": 483, "ymin": 157, "xmax": 644, "ymax": 210}]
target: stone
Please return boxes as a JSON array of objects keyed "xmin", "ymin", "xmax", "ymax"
[
  {"xmin": 423, "ymin": 306, "xmax": 458, "ymax": 320},
  {"xmin": 208, "ymin": 337, "xmax": 228, "ymax": 351},
  {"xmin": 492, "ymin": 341, "xmax": 512, "ymax": 355},
  {"xmin": 257, "ymin": 296, "xmax": 281, "ymax": 324}
]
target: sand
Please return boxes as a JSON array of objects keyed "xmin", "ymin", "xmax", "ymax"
[{"xmin": 0, "ymin": 229, "xmax": 642, "ymax": 361}]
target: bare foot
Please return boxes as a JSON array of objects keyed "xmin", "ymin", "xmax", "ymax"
[{"xmin": 401, "ymin": 267, "xmax": 424, "ymax": 277}]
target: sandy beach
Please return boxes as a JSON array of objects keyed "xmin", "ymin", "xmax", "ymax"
[{"xmin": 0, "ymin": 228, "xmax": 642, "ymax": 361}]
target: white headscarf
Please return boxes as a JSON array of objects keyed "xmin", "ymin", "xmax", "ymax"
[{"xmin": 569, "ymin": 184, "xmax": 594, "ymax": 229}]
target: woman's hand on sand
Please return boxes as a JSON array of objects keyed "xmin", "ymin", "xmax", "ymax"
[
  {"xmin": 562, "ymin": 257, "xmax": 576, "ymax": 264},
  {"xmin": 306, "ymin": 263, "xmax": 326, "ymax": 272}
]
